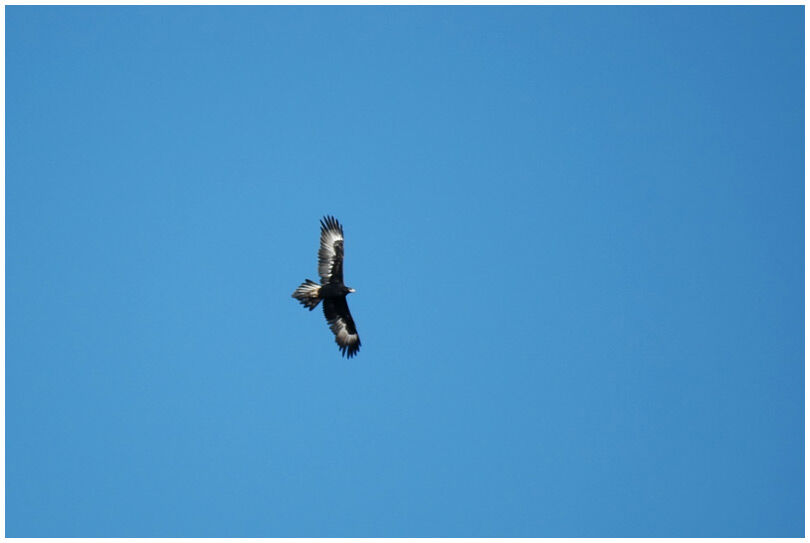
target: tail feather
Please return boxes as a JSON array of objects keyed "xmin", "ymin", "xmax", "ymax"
[{"xmin": 292, "ymin": 279, "xmax": 322, "ymax": 310}]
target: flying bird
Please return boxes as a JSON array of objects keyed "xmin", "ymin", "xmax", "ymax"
[{"xmin": 292, "ymin": 215, "xmax": 361, "ymax": 358}]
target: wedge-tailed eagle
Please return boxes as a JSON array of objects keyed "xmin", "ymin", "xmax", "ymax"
[{"xmin": 292, "ymin": 215, "xmax": 361, "ymax": 358}]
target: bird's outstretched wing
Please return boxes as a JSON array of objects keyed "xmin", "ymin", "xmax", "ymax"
[
  {"xmin": 323, "ymin": 297, "xmax": 361, "ymax": 358},
  {"xmin": 318, "ymin": 215, "xmax": 344, "ymax": 285}
]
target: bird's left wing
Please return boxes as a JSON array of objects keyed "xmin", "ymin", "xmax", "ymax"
[
  {"xmin": 318, "ymin": 215, "xmax": 344, "ymax": 284},
  {"xmin": 323, "ymin": 297, "xmax": 361, "ymax": 358}
]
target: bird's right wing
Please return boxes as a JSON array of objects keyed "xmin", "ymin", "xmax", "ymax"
[
  {"xmin": 323, "ymin": 296, "xmax": 361, "ymax": 358},
  {"xmin": 318, "ymin": 215, "xmax": 344, "ymax": 284}
]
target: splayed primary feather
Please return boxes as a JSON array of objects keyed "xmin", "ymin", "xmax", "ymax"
[{"xmin": 318, "ymin": 216, "xmax": 345, "ymax": 284}]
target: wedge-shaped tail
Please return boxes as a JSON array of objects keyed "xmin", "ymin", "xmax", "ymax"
[{"xmin": 292, "ymin": 279, "xmax": 322, "ymax": 310}]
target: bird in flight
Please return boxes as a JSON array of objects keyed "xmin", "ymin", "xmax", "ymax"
[{"xmin": 292, "ymin": 215, "xmax": 361, "ymax": 358}]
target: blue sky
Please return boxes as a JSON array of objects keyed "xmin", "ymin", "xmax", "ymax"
[{"xmin": 6, "ymin": 6, "xmax": 804, "ymax": 537}]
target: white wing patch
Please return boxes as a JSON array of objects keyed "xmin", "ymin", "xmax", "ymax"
[
  {"xmin": 328, "ymin": 315, "xmax": 361, "ymax": 358},
  {"xmin": 318, "ymin": 216, "xmax": 344, "ymax": 282},
  {"xmin": 333, "ymin": 318, "xmax": 358, "ymax": 344}
]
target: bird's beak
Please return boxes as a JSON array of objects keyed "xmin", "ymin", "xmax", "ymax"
[{"xmin": 349, "ymin": 288, "xmax": 356, "ymax": 293}]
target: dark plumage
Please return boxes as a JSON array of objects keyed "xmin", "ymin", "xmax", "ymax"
[{"xmin": 292, "ymin": 216, "xmax": 361, "ymax": 358}]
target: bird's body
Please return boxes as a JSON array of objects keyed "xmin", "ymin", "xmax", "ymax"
[
  {"xmin": 319, "ymin": 282, "xmax": 353, "ymax": 298},
  {"xmin": 292, "ymin": 216, "xmax": 361, "ymax": 358}
]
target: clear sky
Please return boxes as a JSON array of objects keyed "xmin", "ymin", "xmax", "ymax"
[{"xmin": 6, "ymin": 6, "xmax": 804, "ymax": 537}]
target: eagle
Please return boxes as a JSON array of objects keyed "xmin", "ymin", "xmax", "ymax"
[{"xmin": 292, "ymin": 215, "xmax": 361, "ymax": 358}]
